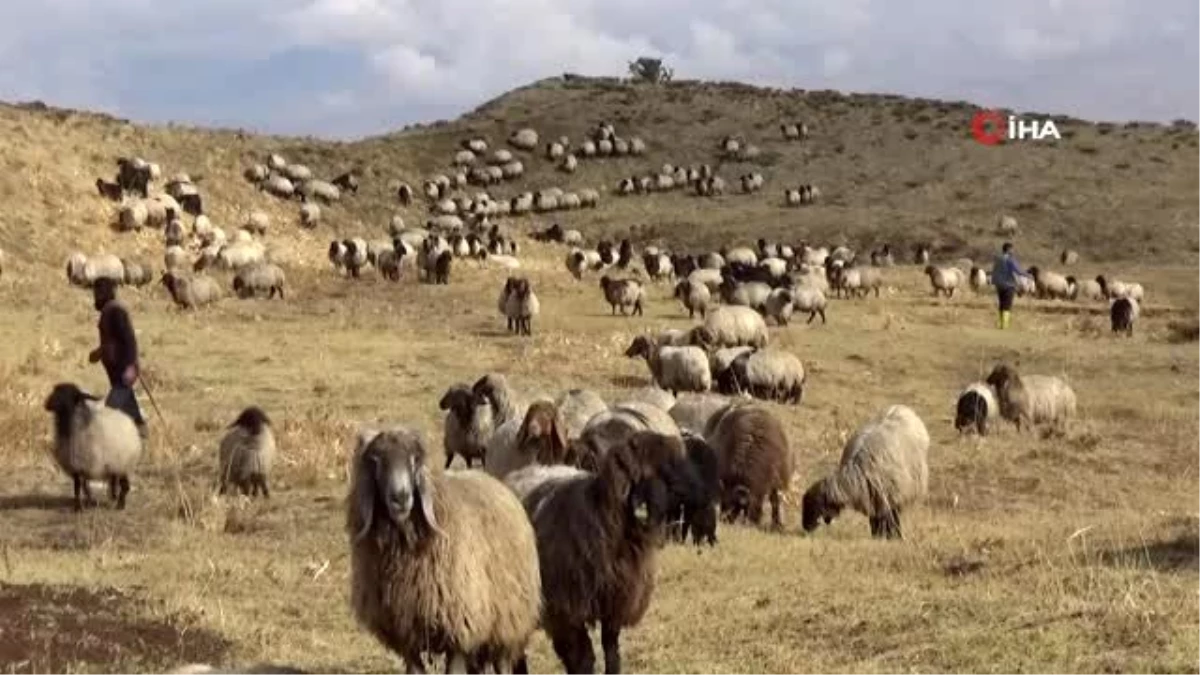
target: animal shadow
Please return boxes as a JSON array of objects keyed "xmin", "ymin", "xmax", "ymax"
[{"xmin": 0, "ymin": 493, "xmax": 78, "ymax": 512}]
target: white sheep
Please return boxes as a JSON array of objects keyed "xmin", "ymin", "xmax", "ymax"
[
  {"xmin": 217, "ymin": 406, "xmax": 276, "ymax": 497},
  {"xmin": 955, "ymin": 382, "xmax": 999, "ymax": 436},
  {"xmin": 801, "ymin": 404, "xmax": 929, "ymax": 539},
  {"xmin": 717, "ymin": 348, "xmax": 807, "ymax": 404},
  {"xmin": 42, "ymin": 383, "xmax": 144, "ymax": 511},
  {"xmin": 624, "ymin": 335, "xmax": 713, "ymax": 395},
  {"xmin": 509, "ymin": 128, "xmax": 539, "ymax": 150},
  {"xmin": 689, "ymin": 305, "xmax": 770, "ymax": 350},
  {"xmin": 924, "ymin": 265, "xmax": 964, "ymax": 298},
  {"xmin": 985, "ymin": 364, "xmax": 1076, "ymax": 435},
  {"xmin": 1027, "ymin": 266, "xmax": 1072, "ymax": 300},
  {"xmin": 790, "ymin": 285, "xmax": 828, "ymax": 324}
]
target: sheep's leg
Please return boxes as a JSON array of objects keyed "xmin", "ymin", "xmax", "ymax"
[
  {"xmin": 868, "ymin": 515, "xmax": 882, "ymax": 538},
  {"xmin": 115, "ymin": 476, "xmax": 131, "ymax": 510},
  {"xmin": 72, "ymin": 474, "xmax": 89, "ymax": 511},
  {"xmin": 977, "ymin": 417, "xmax": 988, "ymax": 436},
  {"xmin": 108, "ymin": 475, "xmax": 119, "ymax": 502},
  {"xmin": 404, "ymin": 652, "xmax": 428, "ymax": 674},
  {"xmin": 512, "ymin": 654, "xmax": 529, "ymax": 675},
  {"xmin": 601, "ymin": 621, "xmax": 622, "ymax": 674},
  {"xmin": 550, "ymin": 624, "xmax": 594, "ymax": 675},
  {"xmin": 257, "ymin": 475, "xmax": 270, "ymax": 498},
  {"xmin": 444, "ymin": 651, "xmax": 468, "ymax": 675},
  {"xmin": 769, "ymin": 489, "xmax": 784, "ymax": 532},
  {"xmin": 887, "ymin": 509, "xmax": 903, "ymax": 540},
  {"xmin": 445, "ymin": 452, "xmax": 456, "ymax": 469}
]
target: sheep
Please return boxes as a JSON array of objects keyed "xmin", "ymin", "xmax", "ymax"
[
  {"xmin": 703, "ymin": 403, "xmax": 793, "ymax": 530},
  {"xmin": 266, "ymin": 153, "xmax": 287, "ymax": 171},
  {"xmin": 1095, "ymin": 275, "xmax": 1144, "ymax": 302},
  {"xmin": 508, "ymin": 128, "xmax": 538, "ymax": 150},
  {"xmin": 955, "ymin": 382, "xmax": 999, "ymax": 436},
  {"xmin": 553, "ymin": 389, "xmax": 609, "ymax": 442},
  {"xmin": 42, "ymin": 382, "xmax": 143, "ymax": 511},
  {"xmin": 161, "ymin": 271, "xmax": 222, "ymax": 309},
  {"xmin": 331, "ymin": 171, "xmax": 360, "ymax": 195},
  {"xmin": 232, "ymin": 262, "xmax": 286, "ymax": 300},
  {"xmin": 244, "ymin": 164, "xmax": 269, "ymax": 184},
  {"xmin": 688, "ymin": 267, "xmax": 723, "ymax": 294},
  {"xmin": 985, "ymin": 364, "xmax": 1077, "ymax": 435},
  {"xmin": 115, "ymin": 157, "xmax": 151, "ymax": 197},
  {"xmin": 688, "ymin": 305, "xmax": 770, "ymax": 350},
  {"xmin": 625, "ymin": 335, "xmax": 712, "ymax": 396},
  {"xmin": 968, "ymin": 266, "xmax": 990, "ymax": 293},
  {"xmin": 708, "ymin": 346, "xmax": 754, "ymax": 383},
  {"xmin": 763, "ymin": 288, "xmax": 795, "ymax": 326},
  {"xmin": 397, "ymin": 183, "xmax": 414, "ymax": 205},
  {"xmin": 790, "ymin": 285, "xmax": 827, "ymax": 325},
  {"xmin": 118, "ymin": 259, "xmax": 152, "ymax": 288},
  {"xmin": 830, "ymin": 264, "xmax": 884, "ymax": 299},
  {"xmin": 263, "ymin": 175, "xmax": 295, "ymax": 198},
  {"xmin": 244, "ymin": 211, "xmax": 270, "ymax": 236},
  {"xmin": 1060, "ymin": 249, "xmax": 1079, "ymax": 265},
  {"xmin": 618, "ymin": 388, "xmax": 678, "ymax": 413},
  {"xmin": 217, "ymin": 406, "xmax": 276, "ymax": 498},
  {"xmin": 672, "ymin": 431, "xmax": 722, "ymax": 546},
  {"xmin": 340, "ymin": 238, "xmax": 370, "ymax": 278},
  {"xmin": 293, "ymin": 202, "xmax": 320, "ymax": 229},
  {"xmin": 571, "ymin": 402, "xmax": 681, "ymax": 472},
  {"xmin": 485, "ymin": 400, "xmax": 576, "ymax": 480},
  {"xmin": 95, "ymin": 177, "xmax": 123, "ymax": 201},
  {"xmin": 716, "ymin": 348, "xmax": 806, "ymax": 404},
  {"xmin": 67, "ymin": 253, "xmax": 124, "ymax": 288},
  {"xmin": 801, "ymin": 404, "xmax": 929, "ymax": 539},
  {"xmin": 1015, "ymin": 274, "xmax": 1037, "ymax": 297},
  {"xmin": 440, "ymin": 384, "xmax": 495, "ymax": 469},
  {"xmin": 297, "ymin": 179, "xmax": 341, "ymax": 204},
  {"xmin": 1110, "ymin": 297, "xmax": 1138, "ymax": 336},
  {"xmin": 672, "ymin": 278, "xmax": 711, "ymax": 319},
  {"xmin": 213, "ymin": 241, "xmax": 266, "ymax": 271},
  {"xmin": 997, "ymin": 214, "xmax": 1019, "ymax": 235},
  {"xmin": 1066, "ymin": 276, "xmax": 1105, "ymax": 302},
  {"xmin": 520, "ymin": 430, "xmax": 700, "ymax": 674},
  {"xmin": 668, "ymin": 394, "xmax": 735, "ymax": 436},
  {"xmin": 719, "ymin": 279, "xmax": 771, "ymax": 311},
  {"xmin": 432, "ymin": 250, "xmax": 452, "ymax": 284},
  {"xmin": 599, "ymin": 276, "xmax": 645, "ymax": 316},
  {"xmin": 347, "ymin": 427, "xmax": 541, "ymax": 674},
  {"xmin": 454, "ymin": 149, "xmax": 476, "ymax": 166},
  {"xmin": 924, "ymin": 265, "xmax": 964, "ymax": 298},
  {"xmin": 498, "ymin": 277, "xmax": 539, "ymax": 335},
  {"xmin": 1027, "ymin": 266, "xmax": 1072, "ymax": 300}
]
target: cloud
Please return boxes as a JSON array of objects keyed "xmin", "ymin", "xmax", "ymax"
[{"xmin": 0, "ymin": 0, "xmax": 1193, "ymax": 138}]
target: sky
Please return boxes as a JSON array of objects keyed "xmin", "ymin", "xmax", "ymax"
[{"xmin": 0, "ymin": 0, "xmax": 1195, "ymax": 139}]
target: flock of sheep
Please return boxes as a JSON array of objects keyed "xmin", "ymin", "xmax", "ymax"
[{"xmin": 29, "ymin": 113, "xmax": 1151, "ymax": 674}]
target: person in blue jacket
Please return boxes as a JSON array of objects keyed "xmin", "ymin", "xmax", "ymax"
[{"xmin": 990, "ymin": 242, "xmax": 1029, "ymax": 329}]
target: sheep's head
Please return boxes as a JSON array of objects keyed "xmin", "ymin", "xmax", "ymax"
[
  {"xmin": 672, "ymin": 280, "xmax": 688, "ymax": 299},
  {"xmin": 44, "ymin": 382, "xmax": 99, "ymax": 438},
  {"xmin": 605, "ymin": 432, "xmax": 694, "ymax": 538},
  {"xmin": 800, "ymin": 477, "xmax": 844, "ymax": 532},
  {"xmin": 624, "ymin": 335, "xmax": 655, "ymax": 360},
  {"xmin": 923, "ymin": 264, "xmax": 936, "ymax": 277},
  {"xmin": 1026, "ymin": 266, "xmax": 1041, "ymax": 280},
  {"xmin": 985, "ymin": 363, "xmax": 1018, "ymax": 391},
  {"xmin": 517, "ymin": 401, "xmax": 569, "ymax": 465},
  {"xmin": 599, "ymin": 275, "xmax": 613, "ymax": 292},
  {"xmin": 160, "ymin": 271, "xmax": 179, "ymax": 296},
  {"xmin": 349, "ymin": 427, "xmax": 439, "ymax": 545},
  {"xmin": 231, "ymin": 406, "xmax": 272, "ymax": 435},
  {"xmin": 687, "ymin": 326, "xmax": 715, "ymax": 350},
  {"xmin": 471, "ymin": 373, "xmax": 507, "ymax": 408}
]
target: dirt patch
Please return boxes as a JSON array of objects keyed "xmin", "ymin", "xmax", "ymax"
[{"xmin": 0, "ymin": 583, "xmax": 230, "ymax": 673}]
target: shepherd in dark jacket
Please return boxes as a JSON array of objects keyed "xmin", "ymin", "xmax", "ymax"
[{"xmin": 87, "ymin": 278, "xmax": 148, "ymax": 441}]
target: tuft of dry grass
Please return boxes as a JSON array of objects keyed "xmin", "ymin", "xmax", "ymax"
[{"xmin": 0, "ymin": 78, "xmax": 1196, "ymax": 673}]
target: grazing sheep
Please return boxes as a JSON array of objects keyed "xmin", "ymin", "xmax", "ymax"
[
  {"xmin": 1014, "ymin": 274, "xmax": 1037, "ymax": 297},
  {"xmin": 521, "ymin": 431, "xmax": 700, "ymax": 674},
  {"xmin": 120, "ymin": 259, "xmax": 153, "ymax": 288},
  {"xmin": 67, "ymin": 253, "xmax": 125, "ymax": 288},
  {"xmin": 668, "ymin": 394, "xmax": 735, "ymax": 436},
  {"xmin": 161, "ymin": 272, "xmax": 222, "ymax": 309},
  {"xmin": 790, "ymin": 285, "xmax": 828, "ymax": 324},
  {"xmin": 924, "ymin": 265, "xmax": 964, "ymax": 298},
  {"xmin": 1027, "ymin": 266, "xmax": 1072, "ymax": 300},
  {"xmin": 1110, "ymin": 297, "xmax": 1138, "ymax": 336},
  {"xmin": 299, "ymin": 203, "xmax": 321, "ymax": 228},
  {"xmin": 498, "ymin": 277, "xmax": 539, "ymax": 335},
  {"xmin": 997, "ymin": 214, "xmax": 1018, "ymax": 235},
  {"xmin": 347, "ymin": 427, "xmax": 541, "ymax": 674},
  {"xmin": 668, "ymin": 432, "xmax": 722, "ymax": 546},
  {"xmin": 232, "ymin": 262, "xmax": 286, "ymax": 300},
  {"xmin": 828, "ymin": 264, "xmax": 883, "ymax": 299},
  {"xmin": 508, "ymin": 128, "xmax": 538, "ymax": 150},
  {"xmin": 763, "ymin": 288, "xmax": 795, "ymax": 326},
  {"xmin": 955, "ymin": 382, "xmax": 999, "ymax": 436},
  {"xmin": 599, "ymin": 276, "xmax": 645, "ymax": 316},
  {"xmin": 440, "ymin": 384, "xmax": 494, "ymax": 469},
  {"xmin": 969, "ymin": 266, "xmax": 990, "ymax": 293},
  {"xmin": 96, "ymin": 177, "xmax": 123, "ymax": 201},
  {"xmin": 801, "ymin": 404, "xmax": 929, "ymax": 539},
  {"xmin": 1066, "ymin": 276, "xmax": 1105, "ymax": 302},
  {"xmin": 217, "ymin": 406, "xmax": 276, "ymax": 497},
  {"xmin": 673, "ymin": 278, "xmax": 711, "ymax": 319},
  {"xmin": 625, "ymin": 336, "xmax": 712, "ymax": 396},
  {"xmin": 708, "ymin": 347, "xmax": 754, "ymax": 384},
  {"xmin": 716, "ymin": 348, "xmax": 806, "ymax": 404},
  {"xmin": 719, "ymin": 279, "xmax": 771, "ymax": 312},
  {"xmin": 297, "ymin": 179, "xmax": 341, "ymax": 204},
  {"xmin": 42, "ymin": 383, "xmax": 143, "ymax": 511},
  {"xmin": 1095, "ymin": 275, "xmax": 1144, "ymax": 303},
  {"xmin": 704, "ymin": 404, "xmax": 793, "ymax": 529},
  {"xmin": 1060, "ymin": 249, "xmax": 1079, "ymax": 265},
  {"xmin": 162, "ymin": 245, "xmax": 187, "ymax": 272},
  {"xmin": 244, "ymin": 165, "xmax": 269, "ymax": 184},
  {"xmin": 263, "ymin": 175, "xmax": 295, "ymax": 198},
  {"xmin": 985, "ymin": 364, "xmax": 1077, "ymax": 435},
  {"xmin": 688, "ymin": 305, "xmax": 770, "ymax": 350},
  {"xmin": 244, "ymin": 211, "xmax": 270, "ymax": 235}
]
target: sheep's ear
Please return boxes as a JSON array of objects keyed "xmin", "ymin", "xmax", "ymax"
[
  {"xmin": 414, "ymin": 462, "xmax": 441, "ymax": 536},
  {"xmin": 546, "ymin": 411, "xmax": 569, "ymax": 463},
  {"xmin": 351, "ymin": 451, "xmax": 378, "ymax": 543}
]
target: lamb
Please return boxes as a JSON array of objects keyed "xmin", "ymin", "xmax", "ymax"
[
  {"xmin": 347, "ymin": 427, "xmax": 541, "ymax": 674},
  {"xmin": 1027, "ymin": 266, "xmax": 1071, "ymax": 300},
  {"xmin": 687, "ymin": 305, "xmax": 770, "ymax": 350},
  {"xmin": 43, "ymin": 383, "xmax": 143, "ymax": 511},
  {"xmin": 985, "ymin": 363, "xmax": 1077, "ymax": 435},
  {"xmin": 716, "ymin": 348, "xmax": 807, "ymax": 404},
  {"xmin": 1110, "ymin": 297, "xmax": 1138, "ymax": 336},
  {"xmin": 232, "ymin": 262, "xmax": 286, "ymax": 300},
  {"xmin": 625, "ymin": 335, "xmax": 712, "ymax": 395},
  {"xmin": 801, "ymin": 404, "xmax": 929, "ymax": 539},
  {"xmin": 672, "ymin": 278, "xmax": 711, "ymax": 319},
  {"xmin": 217, "ymin": 406, "xmax": 276, "ymax": 498},
  {"xmin": 955, "ymin": 382, "xmax": 999, "ymax": 436},
  {"xmin": 924, "ymin": 265, "xmax": 964, "ymax": 298},
  {"xmin": 703, "ymin": 403, "xmax": 793, "ymax": 530},
  {"xmin": 498, "ymin": 277, "xmax": 539, "ymax": 336},
  {"xmin": 599, "ymin": 276, "xmax": 645, "ymax": 316},
  {"xmin": 161, "ymin": 271, "xmax": 222, "ymax": 309},
  {"xmin": 790, "ymin": 285, "xmax": 828, "ymax": 324},
  {"xmin": 440, "ymin": 384, "xmax": 495, "ymax": 469},
  {"xmin": 519, "ymin": 431, "xmax": 701, "ymax": 674}
]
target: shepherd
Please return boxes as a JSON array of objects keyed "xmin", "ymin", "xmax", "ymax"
[{"xmin": 87, "ymin": 278, "xmax": 148, "ymax": 444}]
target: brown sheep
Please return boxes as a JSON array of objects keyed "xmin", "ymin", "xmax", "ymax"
[
  {"xmin": 520, "ymin": 431, "xmax": 705, "ymax": 674},
  {"xmin": 517, "ymin": 400, "xmax": 571, "ymax": 466},
  {"xmin": 703, "ymin": 403, "xmax": 794, "ymax": 530}
]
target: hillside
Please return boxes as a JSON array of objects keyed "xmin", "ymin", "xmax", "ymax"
[
  {"xmin": 0, "ymin": 77, "xmax": 1196, "ymax": 674},
  {"xmin": 0, "ymin": 75, "xmax": 1197, "ymax": 279}
]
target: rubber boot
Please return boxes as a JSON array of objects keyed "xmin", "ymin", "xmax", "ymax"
[
  {"xmin": 997, "ymin": 311, "xmax": 1006, "ymax": 329},
  {"xmin": 1000, "ymin": 310, "xmax": 1012, "ymax": 329}
]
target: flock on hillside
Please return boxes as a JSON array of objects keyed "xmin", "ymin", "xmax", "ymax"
[{"xmin": 18, "ymin": 111, "xmax": 1156, "ymax": 674}]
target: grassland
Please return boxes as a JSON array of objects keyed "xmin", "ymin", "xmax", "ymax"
[{"xmin": 0, "ymin": 76, "xmax": 1196, "ymax": 673}]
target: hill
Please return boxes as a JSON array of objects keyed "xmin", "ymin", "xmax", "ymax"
[{"xmin": 0, "ymin": 76, "xmax": 1196, "ymax": 674}]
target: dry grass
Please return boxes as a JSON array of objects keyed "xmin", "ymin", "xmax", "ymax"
[{"xmin": 0, "ymin": 78, "xmax": 1196, "ymax": 673}]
